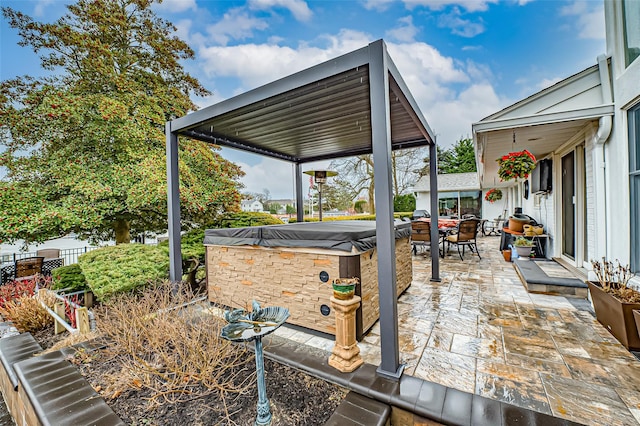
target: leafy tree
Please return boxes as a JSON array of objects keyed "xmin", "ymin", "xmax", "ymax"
[
  {"xmin": 329, "ymin": 148, "xmax": 426, "ymax": 214},
  {"xmin": 322, "ymin": 182, "xmax": 353, "ymax": 211},
  {"xmin": 438, "ymin": 137, "xmax": 477, "ymax": 174},
  {"xmin": 354, "ymin": 200, "xmax": 368, "ymax": 213},
  {"xmin": 0, "ymin": 0, "xmax": 243, "ymax": 245},
  {"xmin": 416, "ymin": 138, "xmax": 477, "ymax": 179},
  {"xmin": 393, "ymin": 193, "xmax": 416, "ymax": 212}
]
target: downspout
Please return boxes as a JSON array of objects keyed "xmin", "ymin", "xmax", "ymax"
[{"xmin": 594, "ymin": 54, "xmax": 613, "ymax": 261}]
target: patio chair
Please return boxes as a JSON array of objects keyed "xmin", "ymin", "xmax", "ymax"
[
  {"xmin": 444, "ymin": 219, "xmax": 481, "ymax": 260},
  {"xmin": 36, "ymin": 248, "xmax": 61, "ymax": 259},
  {"xmin": 13, "ymin": 256, "xmax": 45, "ymax": 282},
  {"xmin": 411, "ymin": 221, "xmax": 433, "ymax": 255}
]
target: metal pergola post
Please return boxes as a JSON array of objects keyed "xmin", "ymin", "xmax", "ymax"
[
  {"xmin": 369, "ymin": 39, "xmax": 402, "ymax": 379},
  {"xmin": 295, "ymin": 163, "xmax": 304, "ymax": 222},
  {"xmin": 166, "ymin": 122, "xmax": 182, "ymax": 282},
  {"xmin": 429, "ymin": 141, "xmax": 441, "ymax": 282}
]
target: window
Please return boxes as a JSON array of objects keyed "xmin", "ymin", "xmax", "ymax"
[
  {"xmin": 630, "ymin": 103, "xmax": 640, "ymax": 272},
  {"xmin": 623, "ymin": 0, "xmax": 640, "ymax": 67},
  {"xmin": 437, "ymin": 191, "xmax": 482, "ymax": 217}
]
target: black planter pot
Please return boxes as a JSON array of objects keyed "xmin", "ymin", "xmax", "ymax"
[{"xmin": 588, "ymin": 281, "xmax": 640, "ymax": 351}]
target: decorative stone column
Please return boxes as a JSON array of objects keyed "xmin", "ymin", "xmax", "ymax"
[{"xmin": 329, "ymin": 295, "xmax": 363, "ymax": 372}]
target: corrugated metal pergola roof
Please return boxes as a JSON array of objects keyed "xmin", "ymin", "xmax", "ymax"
[
  {"xmin": 166, "ymin": 39, "xmax": 440, "ymax": 380},
  {"xmin": 169, "ymin": 41, "xmax": 434, "ymax": 163}
]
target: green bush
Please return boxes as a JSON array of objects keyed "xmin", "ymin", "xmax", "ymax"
[
  {"xmin": 51, "ymin": 264, "xmax": 88, "ymax": 292},
  {"xmin": 159, "ymin": 212, "xmax": 284, "ymax": 262},
  {"xmin": 213, "ymin": 212, "xmax": 284, "ymax": 228},
  {"xmin": 394, "ymin": 194, "xmax": 416, "ymax": 212},
  {"xmin": 288, "ymin": 213, "xmax": 413, "ymax": 223},
  {"xmin": 78, "ymin": 244, "xmax": 170, "ymax": 301}
]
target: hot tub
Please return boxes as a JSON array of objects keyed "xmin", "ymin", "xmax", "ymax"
[{"xmin": 204, "ymin": 220, "xmax": 412, "ymax": 339}]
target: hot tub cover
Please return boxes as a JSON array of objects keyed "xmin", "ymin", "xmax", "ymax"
[{"xmin": 203, "ymin": 220, "xmax": 411, "ymax": 252}]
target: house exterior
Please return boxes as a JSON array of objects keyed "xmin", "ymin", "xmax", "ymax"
[
  {"xmin": 472, "ymin": 0, "xmax": 639, "ymax": 281},
  {"xmin": 240, "ymin": 199, "xmax": 264, "ymax": 212},
  {"xmin": 412, "ymin": 172, "xmax": 481, "ymax": 218}
]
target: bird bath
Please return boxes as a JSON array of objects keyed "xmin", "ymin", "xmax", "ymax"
[{"xmin": 221, "ymin": 301, "xmax": 289, "ymax": 426}]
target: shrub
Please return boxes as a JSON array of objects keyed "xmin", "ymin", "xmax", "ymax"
[
  {"xmin": 213, "ymin": 211, "xmax": 284, "ymax": 228},
  {"xmin": 78, "ymin": 244, "xmax": 170, "ymax": 301},
  {"xmin": 394, "ymin": 193, "xmax": 416, "ymax": 212},
  {"xmin": 0, "ymin": 278, "xmax": 37, "ymax": 309},
  {"xmin": 51, "ymin": 264, "xmax": 88, "ymax": 292},
  {"xmin": 97, "ymin": 281, "xmax": 251, "ymax": 407},
  {"xmin": 0, "ymin": 291, "xmax": 55, "ymax": 332},
  {"xmin": 160, "ymin": 212, "xmax": 284, "ymax": 262}
]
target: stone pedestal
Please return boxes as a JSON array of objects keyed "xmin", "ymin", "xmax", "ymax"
[{"xmin": 329, "ymin": 296, "xmax": 364, "ymax": 372}]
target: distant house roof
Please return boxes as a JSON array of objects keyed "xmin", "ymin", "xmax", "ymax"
[{"xmin": 412, "ymin": 172, "xmax": 479, "ymax": 192}]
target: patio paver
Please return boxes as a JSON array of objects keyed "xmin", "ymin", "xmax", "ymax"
[{"xmin": 269, "ymin": 234, "xmax": 640, "ymax": 425}]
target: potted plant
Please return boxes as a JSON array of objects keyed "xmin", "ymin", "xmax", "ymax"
[
  {"xmin": 513, "ymin": 237, "xmax": 534, "ymax": 258},
  {"xmin": 331, "ymin": 278, "xmax": 359, "ymax": 300},
  {"xmin": 588, "ymin": 258, "xmax": 639, "ymax": 350},
  {"xmin": 497, "ymin": 150, "xmax": 536, "ymax": 181},
  {"xmin": 484, "ymin": 188, "xmax": 502, "ymax": 203}
]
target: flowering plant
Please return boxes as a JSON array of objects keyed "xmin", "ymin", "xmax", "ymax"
[
  {"xmin": 497, "ymin": 150, "xmax": 536, "ymax": 181},
  {"xmin": 484, "ymin": 188, "xmax": 502, "ymax": 203}
]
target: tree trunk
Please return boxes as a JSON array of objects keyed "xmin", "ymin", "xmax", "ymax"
[{"xmin": 114, "ymin": 218, "xmax": 131, "ymax": 244}]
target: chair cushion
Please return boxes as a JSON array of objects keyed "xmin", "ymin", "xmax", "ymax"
[{"xmin": 446, "ymin": 235, "xmax": 458, "ymax": 243}]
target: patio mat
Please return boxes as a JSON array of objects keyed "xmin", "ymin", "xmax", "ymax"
[
  {"xmin": 533, "ymin": 260, "xmax": 579, "ymax": 278},
  {"xmin": 515, "ymin": 259, "xmax": 586, "ymax": 287}
]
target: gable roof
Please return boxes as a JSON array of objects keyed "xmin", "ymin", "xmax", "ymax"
[
  {"xmin": 472, "ymin": 60, "xmax": 614, "ymax": 188},
  {"xmin": 413, "ymin": 172, "xmax": 479, "ymax": 192}
]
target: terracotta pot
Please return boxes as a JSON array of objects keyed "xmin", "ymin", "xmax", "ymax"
[
  {"xmin": 587, "ymin": 281, "xmax": 640, "ymax": 350},
  {"xmin": 502, "ymin": 249, "xmax": 511, "ymax": 262},
  {"xmin": 508, "ymin": 217, "xmax": 530, "ymax": 233}
]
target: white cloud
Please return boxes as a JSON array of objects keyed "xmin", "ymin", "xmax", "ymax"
[
  {"xmin": 154, "ymin": 0, "xmax": 197, "ymax": 13},
  {"xmin": 236, "ymin": 158, "xmax": 297, "ymax": 199},
  {"xmin": 206, "ymin": 7, "xmax": 269, "ymax": 46},
  {"xmin": 248, "ymin": 0, "xmax": 313, "ymax": 22},
  {"xmin": 403, "ymin": 0, "xmax": 498, "ymax": 13},
  {"xmin": 33, "ymin": 0, "xmax": 55, "ymax": 17},
  {"xmin": 385, "ymin": 16, "xmax": 420, "ymax": 43},
  {"xmin": 198, "ymin": 29, "xmax": 373, "ymax": 88},
  {"xmin": 196, "ymin": 30, "xmax": 504, "ymax": 165},
  {"xmin": 560, "ymin": 0, "xmax": 605, "ymax": 40},
  {"xmin": 438, "ymin": 7, "xmax": 485, "ymax": 37},
  {"xmin": 362, "ymin": 0, "xmax": 395, "ymax": 11}
]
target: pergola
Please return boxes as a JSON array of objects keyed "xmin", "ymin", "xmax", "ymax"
[{"xmin": 165, "ymin": 39, "xmax": 440, "ymax": 379}]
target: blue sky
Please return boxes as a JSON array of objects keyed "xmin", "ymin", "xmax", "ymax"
[{"xmin": 1, "ymin": 0, "xmax": 605, "ymax": 198}]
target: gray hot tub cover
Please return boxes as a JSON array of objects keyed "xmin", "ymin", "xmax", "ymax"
[{"xmin": 203, "ymin": 220, "xmax": 411, "ymax": 252}]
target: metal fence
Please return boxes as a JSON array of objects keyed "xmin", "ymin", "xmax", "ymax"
[{"xmin": 0, "ymin": 246, "xmax": 99, "ymax": 267}]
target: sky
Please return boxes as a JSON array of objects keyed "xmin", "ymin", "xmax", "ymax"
[{"xmin": 0, "ymin": 0, "xmax": 606, "ymax": 199}]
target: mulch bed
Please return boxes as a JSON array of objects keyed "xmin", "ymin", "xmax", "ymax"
[{"xmin": 31, "ymin": 324, "xmax": 346, "ymax": 425}]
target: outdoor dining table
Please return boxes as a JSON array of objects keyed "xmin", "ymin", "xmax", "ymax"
[{"xmin": 417, "ymin": 218, "xmax": 460, "ymax": 258}]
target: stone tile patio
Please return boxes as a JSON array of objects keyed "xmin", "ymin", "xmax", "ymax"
[{"xmin": 271, "ymin": 235, "xmax": 640, "ymax": 426}]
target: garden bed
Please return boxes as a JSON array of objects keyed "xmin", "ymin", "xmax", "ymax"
[{"xmin": 25, "ymin": 288, "xmax": 346, "ymax": 426}]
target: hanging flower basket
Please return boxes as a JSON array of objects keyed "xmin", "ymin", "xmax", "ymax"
[
  {"xmin": 497, "ymin": 150, "xmax": 536, "ymax": 181},
  {"xmin": 484, "ymin": 188, "xmax": 502, "ymax": 203}
]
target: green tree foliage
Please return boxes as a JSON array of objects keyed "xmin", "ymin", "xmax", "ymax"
[
  {"xmin": 393, "ymin": 193, "xmax": 416, "ymax": 212},
  {"xmin": 0, "ymin": 0, "xmax": 243, "ymax": 245},
  {"xmin": 322, "ymin": 182, "xmax": 354, "ymax": 211},
  {"xmin": 416, "ymin": 138, "xmax": 477, "ymax": 178},
  {"xmin": 354, "ymin": 200, "xmax": 368, "ymax": 213},
  {"xmin": 438, "ymin": 137, "xmax": 477, "ymax": 174}
]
